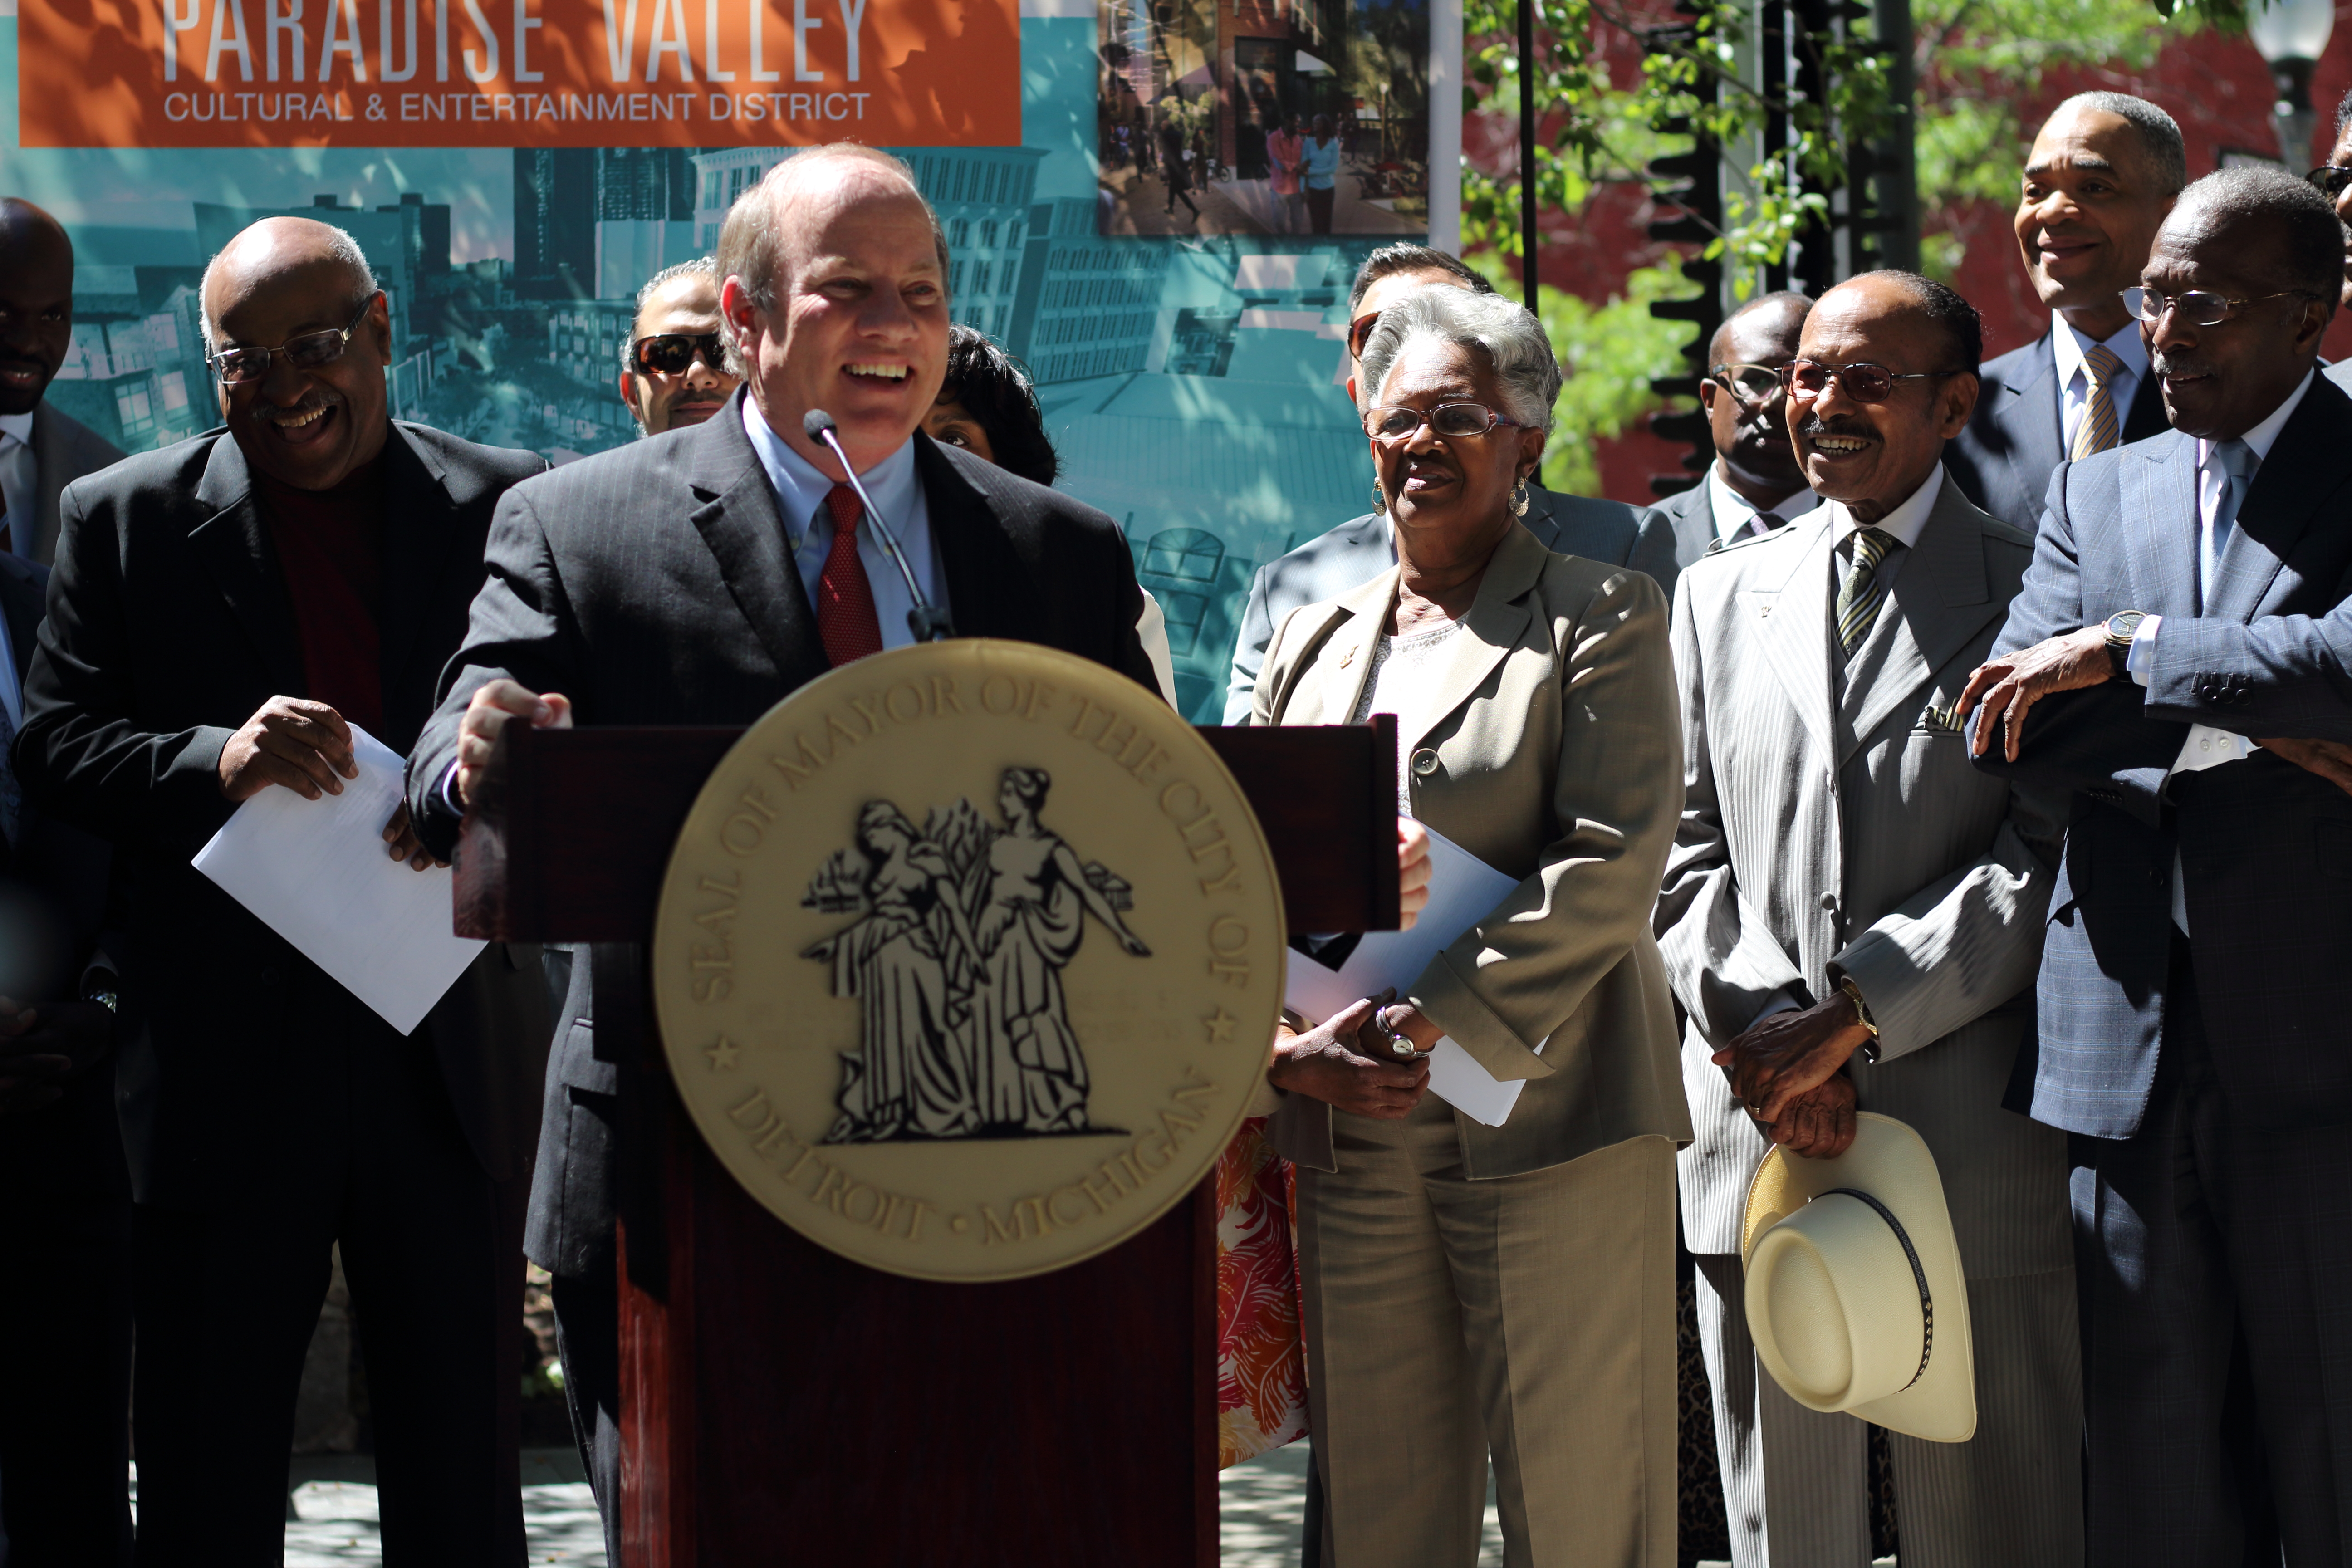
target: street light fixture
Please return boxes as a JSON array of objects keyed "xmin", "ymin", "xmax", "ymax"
[{"xmin": 2249, "ymin": 0, "xmax": 2336, "ymax": 170}]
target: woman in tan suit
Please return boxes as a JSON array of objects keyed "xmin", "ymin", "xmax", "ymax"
[{"xmin": 1251, "ymin": 285, "xmax": 1690, "ymax": 1568}]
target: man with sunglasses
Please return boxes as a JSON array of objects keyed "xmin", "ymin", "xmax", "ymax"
[
  {"xmin": 1652, "ymin": 290, "xmax": 1818, "ymax": 568},
  {"xmin": 1962, "ymin": 166, "xmax": 2352, "ymax": 1566},
  {"xmin": 15, "ymin": 216, "xmax": 554, "ymax": 1561},
  {"xmin": 618, "ymin": 256, "xmax": 740, "ymax": 436},
  {"xmin": 1221, "ymin": 243, "xmax": 1676, "ymax": 723},
  {"xmin": 1949, "ymin": 93, "xmax": 2182, "ymax": 532},
  {"xmin": 1659, "ymin": 270, "xmax": 2082, "ymax": 1566},
  {"xmin": 2309, "ymin": 92, "xmax": 2352, "ymax": 368}
]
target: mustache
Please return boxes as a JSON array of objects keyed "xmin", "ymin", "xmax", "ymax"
[
  {"xmin": 1797, "ymin": 414, "xmax": 1879, "ymax": 441},
  {"xmin": 253, "ymin": 389, "xmax": 342, "ymax": 418},
  {"xmin": 2150, "ymin": 351, "xmax": 2212, "ymax": 379}
]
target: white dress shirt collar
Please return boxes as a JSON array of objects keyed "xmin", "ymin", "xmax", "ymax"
[
  {"xmin": 1705, "ymin": 465, "xmax": 1818, "ymax": 546},
  {"xmin": 739, "ymin": 397, "xmax": 921, "ymax": 549},
  {"xmin": 0, "ymin": 412, "xmax": 32, "ymax": 446},
  {"xmin": 1823, "ymin": 462, "xmax": 1943, "ymax": 552},
  {"xmin": 2050, "ymin": 311, "xmax": 2149, "ymax": 391}
]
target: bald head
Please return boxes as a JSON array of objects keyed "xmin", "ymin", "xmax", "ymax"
[
  {"xmin": 717, "ymin": 147, "xmax": 948, "ymax": 321},
  {"xmin": 199, "ymin": 216, "xmax": 376, "ymax": 352},
  {"xmin": 202, "ymin": 216, "xmax": 389, "ymax": 491},
  {"xmin": 0, "ymin": 198, "xmax": 77, "ymax": 416}
]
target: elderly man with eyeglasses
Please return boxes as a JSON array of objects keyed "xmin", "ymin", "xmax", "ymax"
[
  {"xmin": 1651, "ymin": 289, "xmax": 1817, "ymax": 568},
  {"xmin": 14, "ymin": 215, "xmax": 553, "ymax": 1562},
  {"xmin": 1963, "ymin": 164, "xmax": 2352, "ymax": 1567},
  {"xmin": 1657, "ymin": 269, "xmax": 2082, "ymax": 1567}
]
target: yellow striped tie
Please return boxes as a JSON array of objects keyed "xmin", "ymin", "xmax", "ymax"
[
  {"xmin": 1837, "ymin": 526, "xmax": 1895, "ymax": 658},
  {"xmin": 2072, "ymin": 343, "xmax": 2126, "ymax": 460}
]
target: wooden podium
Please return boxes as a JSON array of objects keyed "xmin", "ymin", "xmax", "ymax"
[{"xmin": 453, "ymin": 718, "xmax": 1398, "ymax": 1566}]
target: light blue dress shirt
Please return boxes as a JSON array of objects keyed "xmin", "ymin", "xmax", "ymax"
[
  {"xmin": 1303, "ymin": 138, "xmax": 1341, "ymax": 191},
  {"xmin": 739, "ymin": 399, "xmax": 951, "ymax": 649}
]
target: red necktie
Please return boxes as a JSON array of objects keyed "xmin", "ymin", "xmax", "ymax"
[{"xmin": 816, "ymin": 483, "xmax": 883, "ymax": 666}]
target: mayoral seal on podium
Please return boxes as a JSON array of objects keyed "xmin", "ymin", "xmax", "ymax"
[{"xmin": 651, "ymin": 638, "xmax": 1286, "ymax": 1282}]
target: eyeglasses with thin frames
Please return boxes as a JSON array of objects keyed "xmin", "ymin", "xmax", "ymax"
[
  {"xmin": 1362, "ymin": 402, "xmax": 1524, "ymax": 441},
  {"xmin": 207, "ymin": 293, "xmax": 381, "ymax": 387},
  {"xmin": 2123, "ymin": 284, "xmax": 2319, "ymax": 329},
  {"xmin": 1780, "ymin": 359, "xmax": 1965, "ymax": 404},
  {"xmin": 1711, "ymin": 362, "xmax": 1792, "ymax": 406}
]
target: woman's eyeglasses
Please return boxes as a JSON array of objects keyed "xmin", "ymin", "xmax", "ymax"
[
  {"xmin": 1363, "ymin": 402, "xmax": 1522, "ymax": 441},
  {"xmin": 1780, "ymin": 359, "xmax": 1963, "ymax": 404},
  {"xmin": 2122, "ymin": 285, "xmax": 2317, "ymax": 328},
  {"xmin": 1347, "ymin": 311, "xmax": 1383, "ymax": 358},
  {"xmin": 2308, "ymin": 165, "xmax": 2352, "ymax": 199},
  {"xmin": 206, "ymin": 294, "xmax": 380, "ymax": 386},
  {"xmin": 1710, "ymin": 362, "xmax": 1790, "ymax": 406},
  {"xmin": 633, "ymin": 332, "xmax": 728, "ymax": 375}
]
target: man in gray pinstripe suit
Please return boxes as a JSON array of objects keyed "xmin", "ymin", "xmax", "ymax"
[{"xmin": 1656, "ymin": 270, "xmax": 2080, "ymax": 1566}]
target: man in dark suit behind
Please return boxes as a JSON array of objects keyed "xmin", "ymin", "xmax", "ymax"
[
  {"xmin": 1948, "ymin": 93, "xmax": 2180, "ymax": 531},
  {"xmin": 1222, "ymin": 243, "xmax": 1677, "ymax": 722},
  {"xmin": 0, "ymin": 547, "xmax": 130, "ymax": 1567},
  {"xmin": 1962, "ymin": 167, "xmax": 2352, "ymax": 1564},
  {"xmin": 1651, "ymin": 289, "xmax": 1817, "ymax": 569},
  {"xmin": 0, "ymin": 199, "xmax": 126, "ymax": 564},
  {"xmin": 404, "ymin": 143, "xmax": 1157, "ymax": 1550},
  {"xmin": 16, "ymin": 216, "xmax": 551, "ymax": 1563}
]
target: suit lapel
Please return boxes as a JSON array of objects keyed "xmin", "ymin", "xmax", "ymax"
[
  {"xmin": 1750, "ymin": 509, "xmax": 1839, "ymax": 762},
  {"xmin": 1996, "ymin": 335, "xmax": 2064, "ymax": 505},
  {"xmin": 686, "ymin": 392, "xmax": 827, "ymax": 679},
  {"xmin": 0, "ymin": 557, "xmax": 40, "ymax": 675},
  {"xmin": 2210, "ymin": 377, "xmax": 2352, "ymax": 622},
  {"xmin": 2120, "ymin": 431, "xmax": 2204, "ymax": 618},
  {"xmin": 375, "ymin": 426, "xmax": 456, "ymax": 724},
  {"xmin": 1519, "ymin": 489, "xmax": 1565, "ymax": 553},
  {"xmin": 921, "ymin": 434, "xmax": 1046, "ymax": 642},
  {"xmin": 187, "ymin": 436, "xmax": 305, "ymax": 696},
  {"xmin": 1398, "ymin": 525, "xmax": 1540, "ymax": 750},
  {"xmin": 1317, "ymin": 571, "xmax": 1394, "ymax": 724},
  {"xmin": 1842, "ymin": 479, "xmax": 1999, "ymax": 757}
]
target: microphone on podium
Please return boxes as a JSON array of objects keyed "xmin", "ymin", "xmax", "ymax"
[{"xmin": 804, "ymin": 409, "xmax": 956, "ymax": 644}]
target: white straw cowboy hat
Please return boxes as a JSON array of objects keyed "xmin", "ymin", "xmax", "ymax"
[{"xmin": 1740, "ymin": 1112, "xmax": 1976, "ymax": 1443}]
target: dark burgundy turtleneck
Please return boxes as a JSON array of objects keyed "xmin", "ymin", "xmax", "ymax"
[{"xmin": 254, "ymin": 453, "xmax": 387, "ymax": 737}]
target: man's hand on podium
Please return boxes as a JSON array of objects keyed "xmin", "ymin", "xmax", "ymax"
[
  {"xmin": 454, "ymin": 680, "xmax": 574, "ymax": 810},
  {"xmin": 1398, "ymin": 818, "xmax": 1430, "ymax": 931}
]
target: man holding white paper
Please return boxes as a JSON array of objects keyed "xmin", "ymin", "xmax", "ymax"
[
  {"xmin": 1655, "ymin": 272, "xmax": 2078, "ymax": 1566},
  {"xmin": 15, "ymin": 216, "xmax": 550, "ymax": 1562}
]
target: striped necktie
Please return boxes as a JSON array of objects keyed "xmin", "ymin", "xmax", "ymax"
[
  {"xmin": 2071, "ymin": 343, "xmax": 2126, "ymax": 460},
  {"xmin": 1836, "ymin": 526, "xmax": 1896, "ymax": 658}
]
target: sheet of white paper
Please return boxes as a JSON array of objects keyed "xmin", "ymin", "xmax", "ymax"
[
  {"xmin": 1282, "ymin": 826, "xmax": 1545, "ymax": 1127},
  {"xmin": 192, "ymin": 725, "xmax": 485, "ymax": 1035}
]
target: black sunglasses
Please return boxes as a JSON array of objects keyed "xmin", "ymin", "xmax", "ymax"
[
  {"xmin": 2308, "ymin": 165, "xmax": 2352, "ymax": 199},
  {"xmin": 633, "ymin": 332, "xmax": 726, "ymax": 375}
]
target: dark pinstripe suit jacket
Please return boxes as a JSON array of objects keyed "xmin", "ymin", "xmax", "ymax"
[{"xmin": 1978, "ymin": 372, "xmax": 2352, "ymax": 1137}]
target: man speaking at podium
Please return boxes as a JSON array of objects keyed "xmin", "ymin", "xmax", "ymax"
[{"xmin": 407, "ymin": 142, "xmax": 1158, "ymax": 1544}]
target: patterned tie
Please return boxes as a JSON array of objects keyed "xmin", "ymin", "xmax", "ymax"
[
  {"xmin": 2071, "ymin": 343, "xmax": 2126, "ymax": 460},
  {"xmin": 815, "ymin": 483, "xmax": 884, "ymax": 667},
  {"xmin": 1836, "ymin": 526, "xmax": 1896, "ymax": 659},
  {"xmin": 1749, "ymin": 511, "xmax": 1785, "ymax": 539}
]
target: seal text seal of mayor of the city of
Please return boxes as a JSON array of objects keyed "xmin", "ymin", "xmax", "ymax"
[{"xmin": 652, "ymin": 639, "xmax": 1286, "ymax": 1282}]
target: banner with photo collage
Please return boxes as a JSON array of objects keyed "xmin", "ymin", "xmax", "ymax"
[{"xmin": 2, "ymin": 0, "xmax": 1458, "ymax": 720}]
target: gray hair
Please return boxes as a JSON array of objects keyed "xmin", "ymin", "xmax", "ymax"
[
  {"xmin": 715, "ymin": 145, "xmax": 950, "ymax": 377},
  {"xmin": 621, "ymin": 255, "xmax": 720, "ymax": 375},
  {"xmin": 1357, "ymin": 284, "xmax": 1562, "ymax": 435},
  {"xmin": 2048, "ymin": 92, "xmax": 2186, "ymax": 197},
  {"xmin": 2162, "ymin": 165, "xmax": 2346, "ymax": 307},
  {"xmin": 198, "ymin": 221, "xmax": 375, "ymax": 352}
]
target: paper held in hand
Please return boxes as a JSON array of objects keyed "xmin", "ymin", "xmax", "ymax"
[
  {"xmin": 192, "ymin": 725, "xmax": 485, "ymax": 1035},
  {"xmin": 1283, "ymin": 825, "xmax": 1546, "ymax": 1128}
]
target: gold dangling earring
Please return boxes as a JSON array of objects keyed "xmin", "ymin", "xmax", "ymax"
[
  {"xmin": 1509, "ymin": 477, "xmax": 1530, "ymax": 518},
  {"xmin": 1372, "ymin": 476, "xmax": 1387, "ymax": 514}
]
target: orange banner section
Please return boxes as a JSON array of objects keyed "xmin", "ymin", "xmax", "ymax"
[{"xmin": 19, "ymin": 0, "xmax": 1019, "ymax": 147}]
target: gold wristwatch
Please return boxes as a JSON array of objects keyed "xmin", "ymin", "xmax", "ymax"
[{"xmin": 1838, "ymin": 974, "xmax": 1879, "ymax": 1061}]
